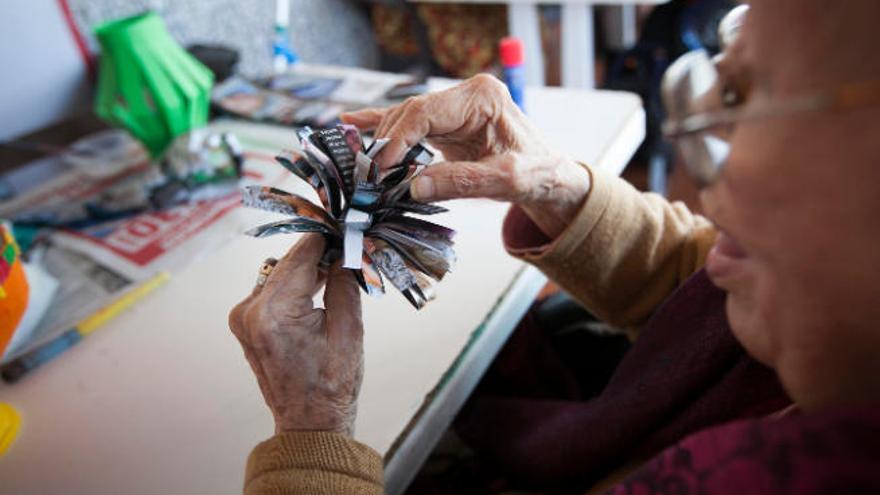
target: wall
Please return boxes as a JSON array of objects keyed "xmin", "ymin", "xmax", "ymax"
[
  {"xmin": 0, "ymin": 0, "xmax": 91, "ymax": 140},
  {"xmin": 69, "ymin": 0, "xmax": 380, "ymax": 77},
  {"xmin": 0, "ymin": 0, "xmax": 379, "ymax": 139}
]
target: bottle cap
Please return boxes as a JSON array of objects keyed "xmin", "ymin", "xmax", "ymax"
[{"xmin": 499, "ymin": 37, "xmax": 524, "ymax": 67}]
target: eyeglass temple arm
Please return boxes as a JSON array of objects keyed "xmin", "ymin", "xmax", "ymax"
[{"xmin": 663, "ymin": 80, "xmax": 880, "ymax": 138}]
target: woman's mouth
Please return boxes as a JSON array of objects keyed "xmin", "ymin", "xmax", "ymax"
[{"xmin": 705, "ymin": 230, "xmax": 750, "ymax": 284}]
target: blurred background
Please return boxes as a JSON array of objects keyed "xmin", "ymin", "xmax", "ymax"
[
  {"xmin": 0, "ymin": 0, "xmax": 740, "ymax": 491},
  {"xmin": 2, "ymin": 0, "xmax": 739, "ymax": 215}
]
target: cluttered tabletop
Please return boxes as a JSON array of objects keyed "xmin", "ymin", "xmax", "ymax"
[{"xmin": 0, "ymin": 10, "xmax": 644, "ymax": 495}]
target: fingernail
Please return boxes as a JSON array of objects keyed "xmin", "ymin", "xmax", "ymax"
[{"xmin": 411, "ymin": 176, "xmax": 435, "ymax": 200}]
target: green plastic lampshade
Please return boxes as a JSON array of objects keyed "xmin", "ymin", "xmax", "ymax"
[{"xmin": 94, "ymin": 12, "xmax": 214, "ymax": 157}]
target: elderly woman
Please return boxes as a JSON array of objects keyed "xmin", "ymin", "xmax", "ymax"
[{"xmin": 229, "ymin": 0, "xmax": 880, "ymax": 493}]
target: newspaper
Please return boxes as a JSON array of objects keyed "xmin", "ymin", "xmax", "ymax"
[
  {"xmin": 211, "ymin": 68, "xmax": 400, "ymax": 128},
  {"xmin": 0, "ymin": 125, "xmax": 293, "ymax": 361}
]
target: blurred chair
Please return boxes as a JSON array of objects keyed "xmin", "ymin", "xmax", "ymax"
[{"xmin": 603, "ymin": 0, "xmax": 737, "ymax": 195}]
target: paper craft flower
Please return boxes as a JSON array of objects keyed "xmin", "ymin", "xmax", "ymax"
[{"xmin": 242, "ymin": 125, "xmax": 456, "ymax": 309}]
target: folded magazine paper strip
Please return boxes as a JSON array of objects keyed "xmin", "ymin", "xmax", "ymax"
[{"xmin": 242, "ymin": 125, "xmax": 456, "ymax": 309}]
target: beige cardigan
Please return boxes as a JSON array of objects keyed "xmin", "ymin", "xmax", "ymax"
[{"xmin": 243, "ymin": 164, "xmax": 717, "ymax": 494}]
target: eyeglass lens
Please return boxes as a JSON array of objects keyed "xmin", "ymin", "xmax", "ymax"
[{"xmin": 664, "ymin": 50, "xmax": 732, "ymax": 185}]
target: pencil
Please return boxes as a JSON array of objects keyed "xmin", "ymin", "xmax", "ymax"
[{"xmin": 0, "ymin": 272, "xmax": 171, "ymax": 383}]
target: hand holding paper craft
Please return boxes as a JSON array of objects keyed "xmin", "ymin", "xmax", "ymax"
[{"xmin": 242, "ymin": 124, "xmax": 456, "ymax": 309}]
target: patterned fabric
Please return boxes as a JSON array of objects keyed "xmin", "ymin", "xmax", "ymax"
[
  {"xmin": 371, "ymin": 5, "xmax": 419, "ymax": 57},
  {"xmin": 612, "ymin": 406, "xmax": 880, "ymax": 494},
  {"xmin": 371, "ymin": 4, "xmax": 508, "ymax": 78}
]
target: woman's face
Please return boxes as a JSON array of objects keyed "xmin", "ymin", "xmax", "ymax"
[{"xmin": 698, "ymin": 1, "xmax": 880, "ymax": 410}]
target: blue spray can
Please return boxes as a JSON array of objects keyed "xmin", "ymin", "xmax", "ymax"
[{"xmin": 499, "ymin": 36, "xmax": 526, "ymax": 111}]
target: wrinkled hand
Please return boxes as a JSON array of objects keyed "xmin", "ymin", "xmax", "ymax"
[
  {"xmin": 229, "ymin": 235, "xmax": 363, "ymax": 436},
  {"xmin": 342, "ymin": 74, "xmax": 591, "ymax": 238}
]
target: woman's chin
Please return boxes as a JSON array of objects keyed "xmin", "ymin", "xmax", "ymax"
[{"xmin": 724, "ymin": 290, "xmax": 776, "ymax": 367}]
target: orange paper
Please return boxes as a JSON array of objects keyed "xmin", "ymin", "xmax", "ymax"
[{"xmin": 0, "ymin": 255, "xmax": 28, "ymax": 356}]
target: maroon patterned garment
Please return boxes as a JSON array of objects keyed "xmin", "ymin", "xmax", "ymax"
[
  {"xmin": 612, "ymin": 404, "xmax": 880, "ymax": 494},
  {"xmin": 456, "ymin": 269, "xmax": 801, "ymax": 491}
]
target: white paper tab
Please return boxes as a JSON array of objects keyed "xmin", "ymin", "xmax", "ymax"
[
  {"xmin": 366, "ymin": 138, "xmax": 390, "ymax": 159},
  {"xmin": 354, "ymin": 151, "xmax": 372, "ymax": 183},
  {"xmin": 343, "ymin": 226, "xmax": 364, "ymax": 269},
  {"xmin": 345, "ymin": 208, "xmax": 371, "ymax": 230}
]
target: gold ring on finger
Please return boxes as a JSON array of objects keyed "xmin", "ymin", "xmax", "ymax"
[{"xmin": 256, "ymin": 257, "xmax": 278, "ymax": 287}]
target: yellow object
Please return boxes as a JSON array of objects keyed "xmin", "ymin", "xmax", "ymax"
[
  {"xmin": 0, "ymin": 403, "xmax": 21, "ymax": 457},
  {"xmin": 78, "ymin": 272, "xmax": 171, "ymax": 336}
]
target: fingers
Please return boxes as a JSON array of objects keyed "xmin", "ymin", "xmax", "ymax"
[
  {"xmin": 372, "ymin": 86, "xmax": 470, "ymax": 168},
  {"xmin": 340, "ymin": 107, "xmax": 387, "ymax": 131},
  {"xmin": 376, "ymin": 122, "xmax": 428, "ymax": 170},
  {"xmin": 373, "ymin": 105, "xmax": 416, "ymax": 168},
  {"xmin": 323, "ymin": 262, "xmax": 363, "ymax": 353},
  {"xmin": 348, "ymin": 76, "xmax": 505, "ymax": 169},
  {"xmin": 260, "ymin": 234, "xmax": 327, "ymax": 316},
  {"xmin": 344, "ymin": 103, "xmax": 425, "ymax": 168},
  {"xmin": 409, "ymin": 156, "xmax": 519, "ymax": 202},
  {"xmin": 228, "ymin": 299, "xmax": 249, "ymax": 340},
  {"xmin": 373, "ymin": 103, "xmax": 407, "ymax": 139}
]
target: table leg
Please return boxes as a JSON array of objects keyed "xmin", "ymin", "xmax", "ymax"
[
  {"xmin": 561, "ymin": 2, "xmax": 595, "ymax": 89},
  {"xmin": 506, "ymin": 2, "xmax": 545, "ymax": 86}
]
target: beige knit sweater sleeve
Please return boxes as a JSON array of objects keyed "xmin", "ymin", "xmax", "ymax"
[
  {"xmin": 504, "ymin": 163, "xmax": 717, "ymax": 328},
  {"xmin": 243, "ymin": 163, "xmax": 716, "ymax": 494},
  {"xmin": 244, "ymin": 431, "xmax": 384, "ymax": 494}
]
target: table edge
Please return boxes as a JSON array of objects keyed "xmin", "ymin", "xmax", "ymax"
[{"xmin": 384, "ymin": 264, "xmax": 547, "ymax": 495}]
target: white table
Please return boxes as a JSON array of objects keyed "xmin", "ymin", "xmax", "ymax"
[
  {"xmin": 0, "ymin": 67, "xmax": 644, "ymax": 495},
  {"xmin": 411, "ymin": 0, "xmax": 667, "ymax": 88}
]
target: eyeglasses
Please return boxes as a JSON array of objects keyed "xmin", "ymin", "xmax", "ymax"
[{"xmin": 661, "ymin": 48, "xmax": 880, "ymax": 187}]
